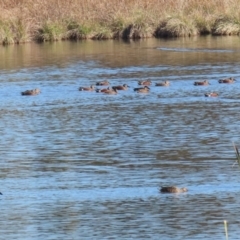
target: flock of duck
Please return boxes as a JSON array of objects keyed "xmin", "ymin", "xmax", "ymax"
[
  {"xmin": 78, "ymin": 79, "xmax": 168, "ymax": 94},
  {"xmin": 78, "ymin": 77, "xmax": 236, "ymax": 99},
  {"xmin": 19, "ymin": 77, "xmax": 236, "ymax": 194},
  {"xmin": 21, "ymin": 77, "xmax": 236, "ymax": 97}
]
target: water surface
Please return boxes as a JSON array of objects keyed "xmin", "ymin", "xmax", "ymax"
[{"xmin": 0, "ymin": 36, "xmax": 240, "ymax": 239}]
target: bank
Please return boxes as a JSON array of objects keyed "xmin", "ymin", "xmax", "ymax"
[{"xmin": 0, "ymin": 0, "xmax": 240, "ymax": 44}]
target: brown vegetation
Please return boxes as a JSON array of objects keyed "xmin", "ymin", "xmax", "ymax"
[{"xmin": 0, "ymin": 0, "xmax": 240, "ymax": 44}]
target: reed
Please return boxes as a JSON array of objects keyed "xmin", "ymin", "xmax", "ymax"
[
  {"xmin": 0, "ymin": 18, "xmax": 30, "ymax": 44},
  {"xmin": 0, "ymin": 0, "xmax": 240, "ymax": 43},
  {"xmin": 224, "ymin": 220, "xmax": 228, "ymax": 240},
  {"xmin": 0, "ymin": 20, "xmax": 14, "ymax": 45},
  {"xmin": 233, "ymin": 142, "xmax": 240, "ymax": 168}
]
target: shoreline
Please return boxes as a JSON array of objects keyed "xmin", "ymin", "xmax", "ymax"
[{"xmin": 0, "ymin": 0, "xmax": 240, "ymax": 45}]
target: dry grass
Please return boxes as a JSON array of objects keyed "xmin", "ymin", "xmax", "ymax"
[
  {"xmin": 0, "ymin": 0, "xmax": 240, "ymax": 43},
  {"xmin": 155, "ymin": 16, "xmax": 199, "ymax": 37},
  {"xmin": 212, "ymin": 16, "xmax": 240, "ymax": 35}
]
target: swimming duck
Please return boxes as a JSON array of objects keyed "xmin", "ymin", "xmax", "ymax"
[
  {"xmin": 134, "ymin": 86, "xmax": 150, "ymax": 93},
  {"xmin": 218, "ymin": 77, "xmax": 236, "ymax": 84},
  {"xmin": 138, "ymin": 79, "xmax": 152, "ymax": 86},
  {"xmin": 194, "ymin": 80, "xmax": 210, "ymax": 86},
  {"xmin": 96, "ymin": 80, "xmax": 110, "ymax": 86},
  {"xmin": 205, "ymin": 92, "xmax": 219, "ymax": 97},
  {"xmin": 79, "ymin": 85, "xmax": 95, "ymax": 91},
  {"xmin": 103, "ymin": 88, "xmax": 118, "ymax": 95},
  {"xmin": 160, "ymin": 186, "xmax": 188, "ymax": 193},
  {"xmin": 21, "ymin": 88, "xmax": 41, "ymax": 96},
  {"xmin": 96, "ymin": 87, "xmax": 110, "ymax": 93},
  {"xmin": 112, "ymin": 84, "xmax": 129, "ymax": 90},
  {"xmin": 155, "ymin": 81, "xmax": 170, "ymax": 87}
]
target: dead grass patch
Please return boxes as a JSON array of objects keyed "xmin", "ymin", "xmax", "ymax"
[
  {"xmin": 155, "ymin": 16, "xmax": 199, "ymax": 37},
  {"xmin": 212, "ymin": 16, "xmax": 240, "ymax": 35}
]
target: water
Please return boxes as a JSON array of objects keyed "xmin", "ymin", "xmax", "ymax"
[{"xmin": 0, "ymin": 36, "xmax": 240, "ymax": 239}]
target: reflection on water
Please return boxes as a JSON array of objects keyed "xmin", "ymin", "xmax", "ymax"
[{"xmin": 0, "ymin": 36, "xmax": 240, "ymax": 239}]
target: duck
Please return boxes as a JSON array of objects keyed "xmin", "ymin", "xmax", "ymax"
[
  {"xmin": 21, "ymin": 88, "xmax": 41, "ymax": 96},
  {"xmin": 96, "ymin": 80, "xmax": 110, "ymax": 86},
  {"xmin": 79, "ymin": 85, "xmax": 95, "ymax": 91},
  {"xmin": 138, "ymin": 79, "xmax": 152, "ymax": 86},
  {"xmin": 218, "ymin": 77, "xmax": 236, "ymax": 84},
  {"xmin": 194, "ymin": 80, "xmax": 210, "ymax": 86},
  {"xmin": 205, "ymin": 92, "xmax": 219, "ymax": 97},
  {"xmin": 155, "ymin": 81, "xmax": 170, "ymax": 87},
  {"xmin": 96, "ymin": 87, "xmax": 110, "ymax": 93},
  {"xmin": 0, "ymin": 192, "xmax": 2, "ymax": 195},
  {"xmin": 112, "ymin": 84, "xmax": 129, "ymax": 90},
  {"xmin": 103, "ymin": 88, "xmax": 118, "ymax": 95},
  {"xmin": 160, "ymin": 186, "xmax": 188, "ymax": 193},
  {"xmin": 134, "ymin": 86, "xmax": 150, "ymax": 93}
]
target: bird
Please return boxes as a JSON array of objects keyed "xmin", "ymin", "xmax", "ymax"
[
  {"xmin": 96, "ymin": 87, "xmax": 110, "ymax": 93},
  {"xmin": 134, "ymin": 86, "xmax": 150, "ymax": 93},
  {"xmin": 96, "ymin": 80, "xmax": 110, "ymax": 86},
  {"xmin": 160, "ymin": 186, "xmax": 188, "ymax": 193},
  {"xmin": 138, "ymin": 79, "xmax": 152, "ymax": 86},
  {"xmin": 103, "ymin": 88, "xmax": 118, "ymax": 95},
  {"xmin": 155, "ymin": 81, "xmax": 170, "ymax": 87},
  {"xmin": 21, "ymin": 88, "xmax": 41, "ymax": 96},
  {"xmin": 112, "ymin": 84, "xmax": 129, "ymax": 90},
  {"xmin": 194, "ymin": 80, "xmax": 209, "ymax": 86},
  {"xmin": 205, "ymin": 92, "xmax": 219, "ymax": 97},
  {"xmin": 218, "ymin": 77, "xmax": 236, "ymax": 84},
  {"xmin": 79, "ymin": 85, "xmax": 95, "ymax": 91}
]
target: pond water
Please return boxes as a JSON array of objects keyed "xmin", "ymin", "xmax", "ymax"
[{"xmin": 0, "ymin": 36, "xmax": 240, "ymax": 239}]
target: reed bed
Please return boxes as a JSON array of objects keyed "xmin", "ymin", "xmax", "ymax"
[{"xmin": 0, "ymin": 0, "xmax": 240, "ymax": 44}]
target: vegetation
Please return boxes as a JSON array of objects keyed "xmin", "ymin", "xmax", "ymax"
[
  {"xmin": 224, "ymin": 220, "xmax": 228, "ymax": 240},
  {"xmin": 1, "ymin": 0, "xmax": 240, "ymax": 44},
  {"xmin": 233, "ymin": 142, "xmax": 240, "ymax": 168}
]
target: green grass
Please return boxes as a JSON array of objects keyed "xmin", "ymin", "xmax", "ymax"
[
  {"xmin": 35, "ymin": 21, "xmax": 65, "ymax": 42},
  {"xmin": 66, "ymin": 20, "xmax": 93, "ymax": 40},
  {"xmin": 0, "ymin": 20, "xmax": 15, "ymax": 45}
]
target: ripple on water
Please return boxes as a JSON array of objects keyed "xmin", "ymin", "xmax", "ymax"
[{"xmin": 1, "ymin": 38, "xmax": 240, "ymax": 239}]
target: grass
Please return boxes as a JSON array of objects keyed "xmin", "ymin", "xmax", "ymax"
[
  {"xmin": 212, "ymin": 16, "xmax": 240, "ymax": 35},
  {"xmin": 34, "ymin": 21, "xmax": 65, "ymax": 42},
  {"xmin": 0, "ymin": 19, "xmax": 31, "ymax": 45},
  {"xmin": 0, "ymin": 21, "xmax": 15, "ymax": 45},
  {"xmin": 155, "ymin": 16, "xmax": 199, "ymax": 37},
  {"xmin": 66, "ymin": 21, "xmax": 93, "ymax": 40},
  {"xmin": 1, "ymin": 0, "xmax": 240, "ymax": 43}
]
